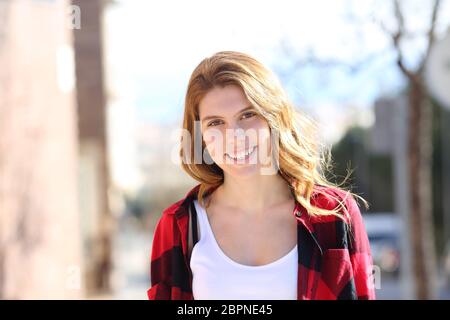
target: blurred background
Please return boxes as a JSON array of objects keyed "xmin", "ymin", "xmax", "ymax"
[{"xmin": 0, "ymin": 0, "xmax": 450, "ymax": 299}]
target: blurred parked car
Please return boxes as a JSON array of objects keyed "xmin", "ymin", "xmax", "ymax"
[{"xmin": 362, "ymin": 212, "xmax": 401, "ymax": 277}]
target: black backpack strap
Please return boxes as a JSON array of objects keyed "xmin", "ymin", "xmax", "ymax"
[{"xmin": 190, "ymin": 201, "xmax": 199, "ymax": 244}]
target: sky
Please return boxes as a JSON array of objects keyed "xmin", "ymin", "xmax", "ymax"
[
  {"xmin": 102, "ymin": 0, "xmax": 450, "ymax": 190},
  {"xmin": 104, "ymin": 0, "xmax": 450, "ymax": 127}
]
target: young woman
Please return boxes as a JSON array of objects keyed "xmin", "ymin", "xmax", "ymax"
[{"xmin": 147, "ymin": 51, "xmax": 376, "ymax": 300}]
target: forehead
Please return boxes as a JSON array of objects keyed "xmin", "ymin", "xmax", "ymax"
[{"xmin": 199, "ymin": 85, "xmax": 249, "ymax": 118}]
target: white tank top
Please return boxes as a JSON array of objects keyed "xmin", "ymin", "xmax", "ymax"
[{"xmin": 190, "ymin": 199, "xmax": 298, "ymax": 300}]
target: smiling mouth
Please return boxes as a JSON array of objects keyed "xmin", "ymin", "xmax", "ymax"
[{"xmin": 225, "ymin": 145, "xmax": 257, "ymax": 161}]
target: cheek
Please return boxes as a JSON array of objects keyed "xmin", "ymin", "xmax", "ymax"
[
  {"xmin": 203, "ymin": 128, "xmax": 226, "ymax": 159},
  {"xmin": 249, "ymin": 118, "xmax": 271, "ymax": 147}
]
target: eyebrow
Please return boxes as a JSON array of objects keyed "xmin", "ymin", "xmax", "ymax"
[{"xmin": 201, "ymin": 106, "xmax": 255, "ymax": 123}]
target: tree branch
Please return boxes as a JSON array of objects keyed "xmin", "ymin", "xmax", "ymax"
[
  {"xmin": 391, "ymin": 0, "xmax": 416, "ymax": 80},
  {"xmin": 418, "ymin": 0, "xmax": 441, "ymax": 74},
  {"xmin": 277, "ymin": 39, "xmax": 390, "ymax": 82}
]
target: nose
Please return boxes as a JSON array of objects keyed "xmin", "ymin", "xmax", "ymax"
[
  {"xmin": 225, "ymin": 126, "xmax": 250, "ymax": 153},
  {"xmin": 225, "ymin": 121, "xmax": 244, "ymax": 138}
]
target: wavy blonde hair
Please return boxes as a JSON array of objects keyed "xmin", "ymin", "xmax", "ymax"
[{"xmin": 180, "ymin": 51, "xmax": 369, "ymax": 220}]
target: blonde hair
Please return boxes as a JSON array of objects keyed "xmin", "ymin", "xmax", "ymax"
[{"xmin": 180, "ymin": 51, "xmax": 369, "ymax": 220}]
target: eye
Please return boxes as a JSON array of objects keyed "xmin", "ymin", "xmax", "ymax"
[
  {"xmin": 241, "ymin": 112, "xmax": 256, "ymax": 120},
  {"xmin": 207, "ymin": 119, "xmax": 223, "ymax": 127}
]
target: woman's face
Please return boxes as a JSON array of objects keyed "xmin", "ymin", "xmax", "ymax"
[{"xmin": 198, "ymin": 85, "xmax": 274, "ymax": 178}]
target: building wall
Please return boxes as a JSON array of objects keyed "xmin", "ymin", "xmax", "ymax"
[
  {"xmin": 72, "ymin": 0, "xmax": 113, "ymax": 295},
  {"xmin": 0, "ymin": 0, "xmax": 83, "ymax": 299}
]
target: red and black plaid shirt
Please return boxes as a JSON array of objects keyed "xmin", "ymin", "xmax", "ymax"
[{"xmin": 147, "ymin": 183, "xmax": 376, "ymax": 300}]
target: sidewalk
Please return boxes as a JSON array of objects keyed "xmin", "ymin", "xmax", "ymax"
[{"xmin": 110, "ymin": 219, "xmax": 152, "ymax": 300}]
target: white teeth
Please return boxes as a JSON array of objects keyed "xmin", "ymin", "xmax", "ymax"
[{"xmin": 226, "ymin": 146, "xmax": 256, "ymax": 160}]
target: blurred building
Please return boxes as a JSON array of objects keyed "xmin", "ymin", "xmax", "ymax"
[
  {"xmin": 370, "ymin": 97, "xmax": 399, "ymax": 155},
  {"xmin": 136, "ymin": 122, "xmax": 195, "ymax": 192},
  {"xmin": 0, "ymin": 0, "xmax": 115, "ymax": 299},
  {"xmin": 72, "ymin": 0, "xmax": 114, "ymax": 296},
  {"xmin": 0, "ymin": 0, "xmax": 82, "ymax": 299}
]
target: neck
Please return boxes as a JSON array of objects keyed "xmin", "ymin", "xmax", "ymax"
[{"xmin": 213, "ymin": 173, "xmax": 294, "ymax": 214}]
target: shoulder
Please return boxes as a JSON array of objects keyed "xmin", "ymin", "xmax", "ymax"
[
  {"xmin": 150, "ymin": 192, "xmax": 192, "ymax": 258},
  {"xmin": 152, "ymin": 200, "xmax": 182, "ymax": 232},
  {"xmin": 308, "ymin": 185, "xmax": 362, "ymax": 224},
  {"xmin": 153, "ymin": 184, "xmax": 200, "ymax": 234},
  {"xmin": 159, "ymin": 184, "xmax": 200, "ymax": 217},
  {"xmin": 307, "ymin": 185, "xmax": 368, "ymax": 249},
  {"xmin": 314, "ymin": 186, "xmax": 371, "ymax": 255}
]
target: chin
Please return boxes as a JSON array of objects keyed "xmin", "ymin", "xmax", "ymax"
[{"xmin": 222, "ymin": 164, "xmax": 262, "ymax": 179}]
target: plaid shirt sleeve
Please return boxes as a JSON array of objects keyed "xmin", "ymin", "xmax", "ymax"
[
  {"xmin": 147, "ymin": 206, "xmax": 193, "ymax": 300},
  {"xmin": 345, "ymin": 194, "xmax": 376, "ymax": 300},
  {"xmin": 147, "ymin": 213, "xmax": 173, "ymax": 300}
]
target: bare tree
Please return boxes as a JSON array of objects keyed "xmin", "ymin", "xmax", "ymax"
[{"xmin": 387, "ymin": 0, "xmax": 441, "ymax": 300}]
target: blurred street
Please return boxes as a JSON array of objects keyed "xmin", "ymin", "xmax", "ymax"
[{"xmin": 110, "ymin": 220, "xmax": 151, "ymax": 300}]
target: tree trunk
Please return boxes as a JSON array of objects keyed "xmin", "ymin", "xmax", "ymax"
[{"xmin": 408, "ymin": 77, "xmax": 438, "ymax": 299}]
